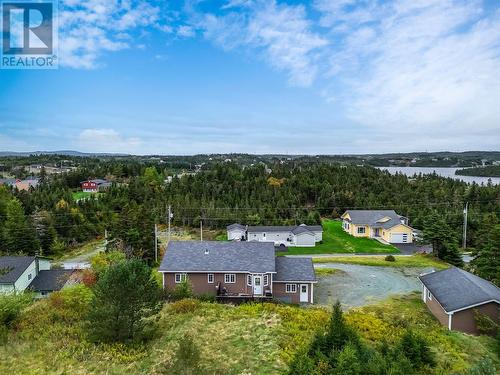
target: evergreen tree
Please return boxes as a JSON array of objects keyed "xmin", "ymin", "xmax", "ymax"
[
  {"xmin": 472, "ymin": 224, "xmax": 500, "ymax": 286},
  {"xmin": 86, "ymin": 259, "xmax": 161, "ymax": 343},
  {"xmin": 2, "ymin": 198, "xmax": 38, "ymax": 254}
]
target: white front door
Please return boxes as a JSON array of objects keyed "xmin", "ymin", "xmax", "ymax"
[
  {"xmin": 253, "ymin": 276, "xmax": 262, "ymax": 295},
  {"xmin": 300, "ymin": 284, "xmax": 308, "ymax": 302}
]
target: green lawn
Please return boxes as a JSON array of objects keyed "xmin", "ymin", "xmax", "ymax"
[
  {"xmin": 71, "ymin": 191, "xmax": 100, "ymax": 201},
  {"xmin": 278, "ymin": 219, "xmax": 399, "ymax": 255},
  {"xmin": 313, "ymin": 254, "xmax": 449, "ymax": 269}
]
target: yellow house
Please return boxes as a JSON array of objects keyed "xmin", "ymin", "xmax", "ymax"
[{"xmin": 341, "ymin": 210, "xmax": 414, "ymax": 244}]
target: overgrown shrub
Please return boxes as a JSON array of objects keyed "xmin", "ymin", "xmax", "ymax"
[
  {"xmin": 474, "ymin": 310, "xmax": 499, "ymax": 336},
  {"xmin": 468, "ymin": 357, "xmax": 497, "ymax": 375},
  {"xmin": 165, "ymin": 335, "xmax": 201, "ymax": 375},
  {"xmin": 196, "ymin": 293, "xmax": 215, "ymax": 302},
  {"xmin": 397, "ymin": 330, "xmax": 435, "ymax": 369},
  {"xmin": 48, "ymin": 284, "xmax": 93, "ymax": 322},
  {"xmin": 168, "ymin": 299, "xmax": 200, "ymax": 314},
  {"xmin": 0, "ymin": 293, "xmax": 32, "ymax": 327},
  {"xmin": 173, "ymin": 278, "xmax": 193, "ymax": 300},
  {"xmin": 90, "ymin": 250, "xmax": 126, "ymax": 275},
  {"xmin": 385, "ymin": 255, "xmax": 396, "ymax": 262}
]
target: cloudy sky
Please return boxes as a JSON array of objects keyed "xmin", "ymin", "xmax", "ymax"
[{"xmin": 1, "ymin": 0, "xmax": 499, "ymax": 154}]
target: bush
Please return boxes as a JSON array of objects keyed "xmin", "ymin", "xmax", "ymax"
[
  {"xmin": 0, "ymin": 293, "xmax": 32, "ymax": 327},
  {"xmin": 90, "ymin": 250, "xmax": 126, "ymax": 275},
  {"xmin": 397, "ymin": 330, "xmax": 435, "ymax": 369},
  {"xmin": 196, "ymin": 293, "xmax": 215, "ymax": 302},
  {"xmin": 385, "ymin": 255, "xmax": 396, "ymax": 262},
  {"xmin": 173, "ymin": 278, "xmax": 193, "ymax": 300},
  {"xmin": 166, "ymin": 335, "xmax": 201, "ymax": 375},
  {"xmin": 169, "ymin": 299, "xmax": 200, "ymax": 314},
  {"xmin": 468, "ymin": 357, "xmax": 497, "ymax": 375},
  {"xmin": 474, "ymin": 310, "xmax": 499, "ymax": 336},
  {"xmin": 86, "ymin": 259, "xmax": 162, "ymax": 343},
  {"xmin": 48, "ymin": 284, "xmax": 93, "ymax": 322}
]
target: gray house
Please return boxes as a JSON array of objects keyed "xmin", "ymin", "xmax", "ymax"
[
  {"xmin": 419, "ymin": 267, "xmax": 500, "ymax": 334},
  {"xmin": 0, "ymin": 256, "xmax": 78, "ymax": 297},
  {"xmin": 159, "ymin": 241, "xmax": 316, "ymax": 303},
  {"xmin": 227, "ymin": 224, "xmax": 323, "ymax": 247}
]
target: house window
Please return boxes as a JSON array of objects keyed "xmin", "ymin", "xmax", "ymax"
[
  {"xmin": 208, "ymin": 274, "xmax": 214, "ymax": 284},
  {"xmin": 225, "ymin": 274, "xmax": 236, "ymax": 283},
  {"xmin": 264, "ymin": 275, "xmax": 269, "ymax": 286},
  {"xmin": 263, "ymin": 233, "xmax": 266, "ymax": 238},
  {"xmin": 28, "ymin": 273, "xmax": 32, "ymax": 280},
  {"xmin": 427, "ymin": 290, "xmax": 432, "ymax": 301},
  {"xmin": 286, "ymin": 284, "xmax": 297, "ymax": 293},
  {"xmin": 357, "ymin": 227, "xmax": 366, "ymax": 234},
  {"xmin": 175, "ymin": 273, "xmax": 187, "ymax": 283},
  {"xmin": 247, "ymin": 274, "xmax": 252, "ymax": 286}
]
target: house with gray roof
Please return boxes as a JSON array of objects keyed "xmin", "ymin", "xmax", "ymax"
[
  {"xmin": 227, "ymin": 223, "xmax": 323, "ymax": 247},
  {"xmin": 159, "ymin": 241, "xmax": 316, "ymax": 303},
  {"xmin": 419, "ymin": 267, "xmax": 500, "ymax": 334},
  {"xmin": 341, "ymin": 210, "xmax": 414, "ymax": 243},
  {"xmin": 0, "ymin": 256, "xmax": 80, "ymax": 297}
]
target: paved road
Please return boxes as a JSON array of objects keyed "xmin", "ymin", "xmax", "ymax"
[
  {"xmin": 314, "ymin": 263, "xmax": 423, "ymax": 308},
  {"xmin": 60, "ymin": 242, "xmax": 105, "ymax": 269}
]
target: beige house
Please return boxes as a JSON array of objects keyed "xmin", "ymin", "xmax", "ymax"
[{"xmin": 341, "ymin": 210, "xmax": 414, "ymax": 244}]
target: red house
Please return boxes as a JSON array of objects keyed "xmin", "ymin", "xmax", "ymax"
[{"xmin": 80, "ymin": 179, "xmax": 110, "ymax": 193}]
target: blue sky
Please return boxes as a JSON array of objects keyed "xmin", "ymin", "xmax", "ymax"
[{"xmin": 1, "ymin": 0, "xmax": 499, "ymax": 154}]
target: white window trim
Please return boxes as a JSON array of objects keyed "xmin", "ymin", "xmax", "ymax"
[
  {"xmin": 264, "ymin": 274, "xmax": 269, "ymax": 286},
  {"xmin": 225, "ymin": 274, "xmax": 236, "ymax": 284},
  {"xmin": 207, "ymin": 274, "xmax": 214, "ymax": 284},
  {"xmin": 286, "ymin": 284, "xmax": 297, "ymax": 293},
  {"xmin": 427, "ymin": 290, "xmax": 432, "ymax": 300},
  {"xmin": 247, "ymin": 274, "xmax": 252, "ymax": 286},
  {"xmin": 175, "ymin": 273, "xmax": 187, "ymax": 283}
]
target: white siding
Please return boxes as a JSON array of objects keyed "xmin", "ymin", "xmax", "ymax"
[
  {"xmin": 13, "ymin": 260, "xmax": 37, "ymax": 292},
  {"xmin": 295, "ymin": 233, "xmax": 316, "ymax": 246},
  {"xmin": 0, "ymin": 284, "xmax": 15, "ymax": 294},
  {"xmin": 227, "ymin": 229, "xmax": 245, "ymax": 241},
  {"xmin": 248, "ymin": 231, "xmax": 291, "ymax": 246}
]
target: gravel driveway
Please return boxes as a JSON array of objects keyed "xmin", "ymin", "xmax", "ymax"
[{"xmin": 314, "ymin": 263, "xmax": 423, "ymax": 308}]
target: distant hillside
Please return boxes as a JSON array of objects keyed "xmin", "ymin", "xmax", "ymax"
[{"xmin": 456, "ymin": 165, "xmax": 500, "ymax": 177}]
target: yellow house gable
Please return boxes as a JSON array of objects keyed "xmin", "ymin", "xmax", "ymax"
[
  {"xmin": 341, "ymin": 212, "xmax": 351, "ymax": 220},
  {"xmin": 385, "ymin": 223, "xmax": 413, "ymax": 234}
]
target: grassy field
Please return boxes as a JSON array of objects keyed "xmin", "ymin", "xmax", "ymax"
[
  {"xmin": 313, "ymin": 254, "xmax": 449, "ymax": 269},
  {"xmin": 54, "ymin": 239, "xmax": 105, "ymax": 262},
  {"xmin": 72, "ymin": 191, "xmax": 102, "ymax": 201},
  {"xmin": 0, "ymin": 290, "xmax": 496, "ymax": 374},
  {"xmin": 278, "ymin": 219, "xmax": 399, "ymax": 255}
]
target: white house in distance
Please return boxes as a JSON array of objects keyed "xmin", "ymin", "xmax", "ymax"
[
  {"xmin": 0, "ymin": 256, "xmax": 78, "ymax": 297},
  {"xmin": 227, "ymin": 224, "xmax": 323, "ymax": 247},
  {"xmin": 341, "ymin": 210, "xmax": 414, "ymax": 244}
]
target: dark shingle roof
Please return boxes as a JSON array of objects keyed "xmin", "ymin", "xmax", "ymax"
[
  {"xmin": 28, "ymin": 270, "xmax": 74, "ymax": 292},
  {"xmin": 0, "ymin": 256, "xmax": 35, "ymax": 284},
  {"xmin": 247, "ymin": 225, "xmax": 322, "ymax": 233},
  {"xmin": 419, "ymin": 267, "xmax": 500, "ymax": 312},
  {"xmin": 343, "ymin": 210, "xmax": 408, "ymax": 229},
  {"xmin": 159, "ymin": 241, "xmax": 276, "ymax": 273},
  {"xmin": 274, "ymin": 257, "xmax": 316, "ymax": 282}
]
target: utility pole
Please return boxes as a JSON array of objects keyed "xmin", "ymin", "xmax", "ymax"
[
  {"xmin": 462, "ymin": 202, "xmax": 468, "ymax": 249},
  {"xmin": 104, "ymin": 229, "xmax": 108, "ymax": 252},
  {"xmin": 200, "ymin": 219, "xmax": 203, "ymax": 242},
  {"xmin": 154, "ymin": 224, "xmax": 158, "ymax": 262},
  {"xmin": 167, "ymin": 205, "xmax": 172, "ymax": 242}
]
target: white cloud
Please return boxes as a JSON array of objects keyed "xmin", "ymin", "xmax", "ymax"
[
  {"xmin": 58, "ymin": 0, "xmax": 162, "ymax": 68},
  {"xmin": 194, "ymin": 0, "xmax": 328, "ymax": 86},
  {"xmin": 177, "ymin": 25, "xmax": 195, "ymax": 38},
  {"xmin": 76, "ymin": 129, "xmax": 142, "ymax": 153}
]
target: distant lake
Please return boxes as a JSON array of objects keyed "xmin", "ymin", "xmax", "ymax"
[{"xmin": 377, "ymin": 167, "xmax": 500, "ymax": 185}]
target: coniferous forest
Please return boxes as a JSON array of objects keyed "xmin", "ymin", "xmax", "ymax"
[{"xmin": 0, "ymin": 157, "xmax": 498, "ymax": 282}]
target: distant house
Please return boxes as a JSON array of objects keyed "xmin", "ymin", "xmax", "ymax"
[
  {"xmin": 0, "ymin": 178, "xmax": 39, "ymax": 191},
  {"xmin": 81, "ymin": 179, "xmax": 111, "ymax": 193},
  {"xmin": 0, "ymin": 256, "xmax": 79, "ymax": 297},
  {"xmin": 419, "ymin": 268, "xmax": 500, "ymax": 334},
  {"xmin": 159, "ymin": 241, "xmax": 316, "ymax": 303},
  {"xmin": 341, "ymin": 210, "xmax": 414, "ymax": 244},
  {"xmin": 227, "ymin": 224, "xmax": 323, "ymax": 247}
]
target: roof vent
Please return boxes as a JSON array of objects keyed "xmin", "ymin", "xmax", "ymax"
[{"xmin": 204, "ymin": 248, "xmax": 209, "ymax": 255}]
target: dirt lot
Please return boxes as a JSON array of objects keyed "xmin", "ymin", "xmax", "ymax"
[{"xmin": 314, "ymin": 263, "xmax": 424, "ymax": 308}]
